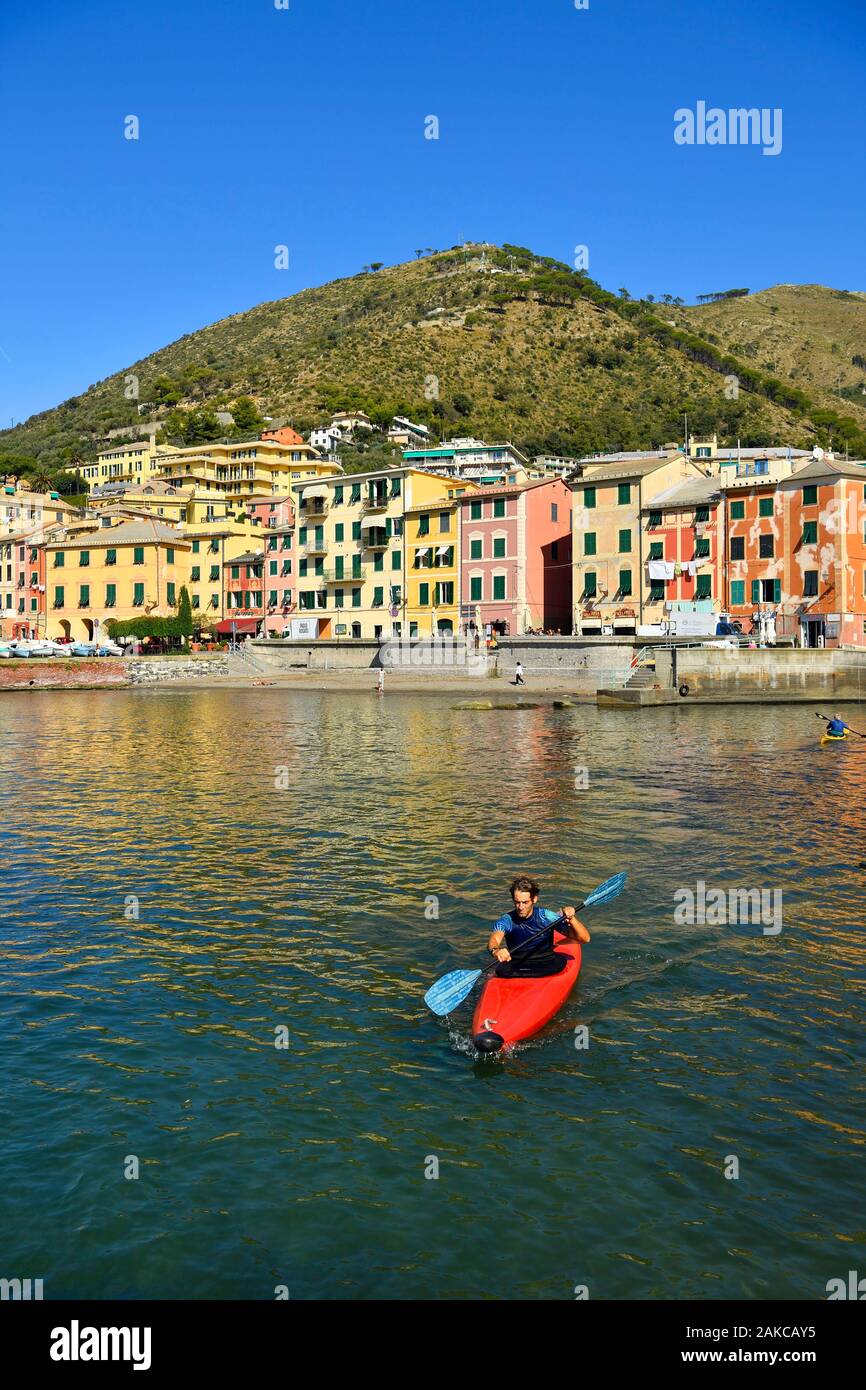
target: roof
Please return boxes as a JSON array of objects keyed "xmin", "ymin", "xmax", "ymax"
[
  {"xmin": 575, "ymin": 458, "xmax": 674, "ymax": 483},
  {"xmin": 714, "ymin": 446, "xmax": 811, "ymax": 461},
  {"xmin": 224, "ymin": 551, "xmax": 265, "ymax": 566},
  {"xmin": 777, "ymin": 456, "xmax": 866, "ymax": 489},
  {"xmin": 642, "ymin": 476, "xmax": 723, "ymax": 509},
  {"xmin": 45, "ymin": 519, "xmax": 186, "ymax": 549}
]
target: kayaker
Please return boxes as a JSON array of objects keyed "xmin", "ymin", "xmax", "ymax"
[
  {"xmin": 487, "ymin": 875, "xmax": 590, "ymax": 978},
  {"xmin": 826, "ymin": 712, "xmax": 851, "ymax": 736}
]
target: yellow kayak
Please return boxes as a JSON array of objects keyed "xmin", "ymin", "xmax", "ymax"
[{"xmin": 821, "ymin": 731, "xmax": 851, "ymax": 745}]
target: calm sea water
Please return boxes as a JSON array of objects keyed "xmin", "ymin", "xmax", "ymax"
[{"xmin": 1, "ymin": 689, "xmax": 864, "ymax": 1300}]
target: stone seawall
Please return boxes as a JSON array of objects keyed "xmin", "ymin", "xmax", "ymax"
[{"xmin": 128, "ymin": 657, "xmax": 230, "ymax": 683}]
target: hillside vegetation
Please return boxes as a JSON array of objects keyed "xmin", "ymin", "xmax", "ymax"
[{"xmin": 3, "ymin": 246, "xmax": 866, "ymax": 481}]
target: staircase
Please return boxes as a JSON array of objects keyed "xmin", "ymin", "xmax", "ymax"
[{"xmin": 225, "ymin": 644, "xmax": 272, "ymax": 676}]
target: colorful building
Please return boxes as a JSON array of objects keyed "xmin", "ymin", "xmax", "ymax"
[
  {"xmin": 154, "ymin": 435, "xmax": 340, "ymax": 500},
  {"xmin": 404, "ymin": 496, "xmax": 461, "ymax": 636},
  {"xmin": 44, "ymin": 519, "xmax": 191, "ymax": 643},
  {"xmin": 639, "ymin": 475, "xmax": 725, "ymax": 626},
  {"xmin": 290, "ymin": 467, "xmax": 474, "ymax": 639},
  {"xmin": 571, "ymin": 456, "xmax": 706, "ymax": 633},
  {"xmin": 457, "ymin": 478, "xmax": 573, "ymax": 635},
  {"xmin": 65, "ymin": 439, "xmax": 181, "ymax": 489}
]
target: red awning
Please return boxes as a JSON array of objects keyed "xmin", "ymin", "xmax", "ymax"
[{"xmin": 213, "ymin": 618, "xmax": 259, "ymax": 635}]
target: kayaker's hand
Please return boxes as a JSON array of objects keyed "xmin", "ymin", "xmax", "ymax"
[
  {"xmin": 561, "ymin": 907, "xmax": 591, "ymax": 943},
  {"xmin": 494, "ymin": 947, "xmax": 511, "ymax": 962}
]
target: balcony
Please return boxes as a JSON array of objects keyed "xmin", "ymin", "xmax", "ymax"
[
  {"xmin": 362, "ymin": 529, "xmax": 389, "ymax": 549},
  {"xmin": 303, "ymin": 538, "xmax": 327, "ymax": 557},
  {"xmin": 301, "ymin": 500, "xmax": 329, "ymax": 517},
  {"xmin": 362, "ymin": 494, "xmax": 389, "ymax": 513}
]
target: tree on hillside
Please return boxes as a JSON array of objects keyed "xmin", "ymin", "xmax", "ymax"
[
  {"xmin": 152, "ymin": 375, "xmax": 182, "ymax": 406},
  {"xmin": 231, "ymin": 396, "xmax": 263, "ymax": 432},
  {"xmin": 183, "ymin": 408, "xmax": 223, "ymax": 444}
]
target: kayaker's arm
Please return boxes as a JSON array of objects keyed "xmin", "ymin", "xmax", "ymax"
[
  {"xmin": 487, "ymin": 929, "xmax": 511, "ymax": 962},
  {"xmin": 560, "ymin": 906, "xmax": 591, "ymax": 943}
]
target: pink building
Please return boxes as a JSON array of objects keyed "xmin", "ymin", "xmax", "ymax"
[
  {"xmin": 458, "ymin": 478, "xmax": 573, "ymax": 635},
  {"xmin": 245, "ymin": 494, "xmax": 296, "ymax": 635}
]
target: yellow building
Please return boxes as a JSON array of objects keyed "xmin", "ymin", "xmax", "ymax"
[
  {"xmin": 45, "ymin": 519, "xmax": 191, "ymax": 642},
  {"xmin": 65, "ymin": 439, "xmax": 180, "ymax": 488},
  {"xmin": 403, "ymin": 495, "xmax": 466, "ymax": 635},
  {"xmin": 154, "ymin": 437, "xmax": 341, "ymax": 500},
  {"xmin": 292, "ymin": 467, "xmax": 473, "ymax": 638},
  {"xmin": 86, "ymin": 481, "xmax": 237, "ymax": 527}
]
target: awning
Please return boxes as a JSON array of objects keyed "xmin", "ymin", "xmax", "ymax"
[
  {"xmin": 360, "ymin": 515, "xmax": 387, "ymax": 531},
  {"xmin": 415, "ymin": 546, "xmax": 430, "ymax": 557},
  {"xmin": 302, "ymin": 484, "xmax": 329, "ymax": 501},
  {"xmin": 214, "ymin": 618, "xmax": 259, "ymax": 635},
  {"xmin": 436, "ymin": 545, "xmax": 450, "ymax": 556}
]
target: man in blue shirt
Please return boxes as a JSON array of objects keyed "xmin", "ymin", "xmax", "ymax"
[
  {"xmin": 826, "ymin": 713, "xmax": 851, "ymax": 736},
  {"xmin": 487, "ymin": 875, "xmax": 590, "ymax": 978}
]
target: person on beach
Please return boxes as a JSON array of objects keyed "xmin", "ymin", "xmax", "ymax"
[
  {"xmin": 376, "ymin": 668, "xmax": 385, "ymax": 695},
  {"xmin": 487, "ymin": 876, "xmax": 590, "ymax": 979},
  {"xmin": 514, "ymin": 659, "xmax": 525, "ymax": 685}
]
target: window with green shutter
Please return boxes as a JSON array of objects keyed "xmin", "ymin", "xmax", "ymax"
[
  {"xmin": 583, "ymin": 572, "xmax": 597, "ymax": 597},
  {"xmin": 299, "ymin": 560, "xmax": 308, "ymax": 577},
  {"xmin": 694, "ymin": 506, "xmax": 709, "ymax": 523},
  {"xmin": 493, "ymin": 574, "xmax": 505, "ymax": 600},
  {"xmin": 649, "ymin": 581, "xmax": 664, "ymax": 601},
  {"xmin": 192, "ymin": 540, "xmax": 200, "ymax": 553},
  {"xmin": 105, "ymin": 583, "xmax": 116, "ymax": 607},
  {"xmin": 493, "ymin": 498, "xmax": 505, "ymax": 518},
  {"xmin": 470, "ymin": 576, "xmax": 482, "ymax": 601},
  {"xmin": 618, "ymin": 529, "xmax": 631, "ymax": 553},
  {"xmin": 335, "ymin": 556, "xmax": 344, "ymax": 580},
  {"xmin": 618, "ymin": 569, "xmax": 632, "ymax": 596},
  {"xmin": 209, "ymin": 565, "xmax": 219, "ymax": 581},
  {"xmin": 53, "ymin": 585, "xmax": 64, "ymax": 608},
  {"xmin": 352, "ymin": 587, "xmax": 361, "ymax": 608},
  {"xmin": 79, "ymin": 550, "xmax": 90, "ymax": 567},
  {"xmin": 54, "ymin": 551, "xmax": 64, "ymax": 567},
  {"xmin": 696, "ymin": 574, "xmax": 712, "ymax": 599},
  {"xmin": 268, "ymin": 536, "xmax": 277, "ymax": 551},
  {"xmin": 352, "ymin": 556, "xmax": 361, "ymax": 579},
  {"xmin": 334, "ymin": 486, "xmax": 344, "ymax": 504},
  {"xmin": 803, "ymin": 485, "xmax": 817, "ymax": 506},
  {"xmin": 759, "ymin": 535, "xmax": 774, "ymax": 558},
  {"xmin": 374, "ymin": 552, "xmax": 384, "ymax": 572},
  {"xmin": 618, "ymin": 483, "xmax": 631, "ymax": 505},
  {"xmin": 373, "ymin": 586, "xmax": 384, "ymax": 607},
  {"xmin": 391, "ymin": 550, "xmax": 401, "ymax": 570},
  {"xmin": 774, "ymin": 578, "xmax": 781, "ymax": 603},
  {"xmin": 79, "ymin": 584, "xmax": 90, "ymax": 607},
  {"xmin": 350, "ymin": 483, "xmax": 361, "ymax": 503},
  {"xmin": 269, "ymin": 590, "xmax": 277, "ymax": 605},
  {"xmin": 649, "ymin": 541, "xmax": 663, "ymax": 560},
  {"xmin": 731, "ymin": 580, "xmax": 745, "ymax": 605},
  {"xmin": 730, "ymin": 500, "xmax": 745, "ymax": 520},
  {"xmin": 758, "ymin": 497, "xmax": 774, "ymax": 517},
  {"xmin": 751, "ymin": 579, "xmax": 761, "ymax": 603},
  {"xmin": 231, "ymin": 565, "xmax": 239, "ymax": 580},
  {"xmin": 418, "ymin": 514, "xmax": 430, "ymax": 536},
  {"xmin": 470, "ymin": 500, "xmax": 482, "ymax": 520},
  {"xmin": 584, "ymin": 532, "xmax": 596, "ymax": 556},
  {"xmin": 802, "ymin": 520, "xmax": 817, "ymax": 544},
  {"xmin": 192, "ymin": 595, "xmax": 200, "ymax": 609},
  {"xmin": 133, "ymin": 583, "xmax": 144, "ymax": 606},
  {"xmin": 298, "ymin": 527, "xmax": 307, "ymax": 544},
  {"xmin": 352, "ymin": 521, "xmax": 361, "ymax": 541},
  {"xmin": 493, "ymin": 536, "xmax": 506, "ymax": 558},
  {"xmin": 803, "ymin": 570, "xmax": 818, "ymax": 596},
  {"xmin": 166, "ymin": 547, "xmax": 174, "ymax": 563},
  {"xmin": 584, "ymin": 487, "xmax": 596, "ymax": 509},
  {"xmin": 730, "ymin": 537, "xmax": 744, "ymax": 560},
  {"xmin": 269, "ymin": 560, "xmax": 277, "ymax": 575},
  {"xmin": 648, "ymin": 511, "xmax": 661, "ymax": 529},
  {"xmin": 470, "ymin": 538, "xmax": 482, "ymax": 559},
  {"xmin": 134, "ymin": 547, "xmax": 144, "ymax": 565},
  {"xmin": 106, "ymin": 549, "xmax": 117, "ymax": 566},
  {"xmin": 695, "ymin": 537, "xmax": 710, "ymax": 558},
  {"xmin": 391, "ymin": 477, "xmax": 401, "ymax": 497},
  {"xmin": 419, "ymin": 582, "xmax": 429, "ymax": 605},
  {"xmin": 335, "ymin": 523, "xmax": 344, "ymax": 542},
  {"xmin": 334, "ymin": 588, "xmax": 344, "ymax": 608},
  {"xmin": 167, "ymin": 582, "xmax": 176, "ymax": 605}
]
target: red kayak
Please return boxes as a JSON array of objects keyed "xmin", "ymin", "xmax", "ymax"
[{"xmin": 472, "ymin": 932, "xmax": 582, "ymax": 1054}]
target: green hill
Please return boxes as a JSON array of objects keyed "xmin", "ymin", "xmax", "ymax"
[{"xmin": 3, "ymin": 245, "xmax": 866, "ymax": 479}]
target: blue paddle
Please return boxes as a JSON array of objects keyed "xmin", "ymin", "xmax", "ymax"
[{"xmin": 424, "ymin": 871, "xmax": 627, "ymax": 1017}]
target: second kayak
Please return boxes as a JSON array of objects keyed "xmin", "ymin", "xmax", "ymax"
[{"xmin": 472, "ymin": 932, "xmax": 581, "ymax": 1054}]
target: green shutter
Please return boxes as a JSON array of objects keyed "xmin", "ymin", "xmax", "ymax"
[
  {"xmin": 759, "ymin": 497, "xmax": 773, "ymax": 517},
  {"xmin": 618, "ymin": 529, "xmax": 631, "ymax": 553},
  {"xmin": 493, "ymin": 574, "xmax": 505, "ymax": 600},
  {"xmin": 79, "ymin": 584, "xmax": 89, "ymax": 606},
  {"xmin": 352, "ymin": 521, "xmax": 361, "ymax": 541},
  {"xmin": 470, "ymin": 576, "xmax": 482, "ymax": 601},
  {"xmin": 134, "ymin": 547, "xmax": 144, "ymax": 565},
  {"xmin": 803, "ymin": 485, "xmax": 817, "ymax": 505},
  {"xmin": 335, "ymin": 556, "xmax": 344, "ymax": 580},
  {"xmin": 618, "ymin": 483, "xmax": 631, "ymax": 505},
  {"xmin": 696, "ymin": 574, "xmax": 712, "ymax": 599},
  {"xmin": 584, "ymin": 487, "xmax": 596, "ymax": 509},
  {"xmin": 618, "ymin": 569, "xmax": 632, "ymax": 596},
  {"xmin": 106, "ymin": 583, "xmax": 116, "ymax": 607},
  {"xmin": 584, "ymin": 571, "xmax": 596, "ymax": 597},
  {"xmin": 470, "ymin": 501, "xmax": 482, "ymax": 520},
  {"xmin": 584, "ymin": 532, "xmax": 596, "ymax": 556},
  {"xmin": 730, "ymin": 500, "xmax": 745, "ymax": 520},
  {"xmin": 802, "ymin": 520, "xmax": 817, "ymax": 544},
  {"xmin": 649, "ymin": 541, "xmax": 663, "ymax": 560},
  {"xmin": 493, "ymin": 499, "xmax": 505, "ymax": 518},
  {"xmin": 470, "ymin": 539, "xmax": 482, "ymax": 559},
  {"xmin": 751, "ymin": 580, "xmax": 760, "ymax": 603},
  {"xmin": 335, "ymin": 523, "xmax": 344, "ymax": 542},
  {"xmin": 493, "ymin": 536, "xmax": 506, "ymax": 558},
  {"xmin": 731, "ymin": 580, "xmax": 745, "ymax": 606},
  {"xmin": 773, "ymin": 579, "xmax": 781, "ymax": 603},
  {"xmin": 391, "ymin": 550, "xmax": 401, "ymax": 570},
  {"xmin": 419, "ymin": 582, "xmax": 429, "ymax": 605},
  {"xmin": 53, "ymin": 585, "xmax": 64, "ymax": 607}
]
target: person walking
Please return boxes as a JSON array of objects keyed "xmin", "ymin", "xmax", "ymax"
[{"xmin": 514, "ymin": 659, "xmax": 525, "ymax": 686}]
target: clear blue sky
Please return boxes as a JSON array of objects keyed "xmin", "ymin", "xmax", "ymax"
[{"xmin": 1, "ymin": 0, "xmax": 864, "ymax": 426}]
